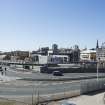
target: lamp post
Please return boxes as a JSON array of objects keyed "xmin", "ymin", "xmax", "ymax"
[
  {"xmin": 97, "ymin": 58, "xmax": 100, "ymax": 81},
  {"xmin": 97, "ymin": 61, "xmax": 99, "ymax": 81}
]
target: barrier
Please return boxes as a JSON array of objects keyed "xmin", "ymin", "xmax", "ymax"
[{"xmin": 80, "ymin": 78, "xmax": 105, "ymax": 94}]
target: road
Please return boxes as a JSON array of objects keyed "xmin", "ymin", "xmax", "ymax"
[
  {"xmin": 0, "ymin": 66, "xmax": 105, "ymax": 97},
  {"xmin": 4, "ymin": 67, "xmax": 105, "ymax": 80},
  {"xmin": 0, "ymin": 80, "xmax": 80, "ymax": 96}
]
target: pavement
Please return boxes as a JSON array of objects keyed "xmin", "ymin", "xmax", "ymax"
[
  {"xmin": 49, "ymin": 91, "xmax": 105, "ymax": 105},
  {"xmin": 0, "ymin": 74, "xmax": 20, "ymax": 82},
  {"xmin": 70, "ymin": 93, "xmax": 105, "ymax": 105}
]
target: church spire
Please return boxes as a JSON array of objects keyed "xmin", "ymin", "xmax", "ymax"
[{"xmin": 96, "ymin": 40, "xmax": 99, "ymax": 49}]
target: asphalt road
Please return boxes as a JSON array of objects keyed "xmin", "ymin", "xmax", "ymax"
[
  {"xmin": 0, "ymin": 80, "xmax": 80, "ymax": 96},
  {"xmin": 5, "ymin": 67, "xmax": 105, "ymax": 80},
  {"xmin": 0, "ymin": 66, "xmax": 105, "ymax": 97}
]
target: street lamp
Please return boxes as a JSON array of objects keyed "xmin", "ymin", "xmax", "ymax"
[{"xmin": 97, "ymin": 58, "xmax": 100, "ymax": 81}]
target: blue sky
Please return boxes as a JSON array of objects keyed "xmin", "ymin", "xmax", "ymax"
[{"xmin": 0, "ymin": 0, "xmax": 105, "ymax": 51}]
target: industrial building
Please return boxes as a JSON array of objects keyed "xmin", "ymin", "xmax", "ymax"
[{"xmin": 31, "ymin": 44, "xmax": 80, "ymax": 64}]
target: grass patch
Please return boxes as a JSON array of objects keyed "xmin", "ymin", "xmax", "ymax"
[{"xmin": 0, "ymin": 101, "xmax": 15, "ymax": 105}]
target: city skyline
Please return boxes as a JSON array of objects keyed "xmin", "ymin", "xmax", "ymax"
[{"xmin": 0, "ymin": 0, "xmax": 105, "ymax": 51}]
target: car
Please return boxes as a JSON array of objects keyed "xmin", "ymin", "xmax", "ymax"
[
  {"xmin": 53, "ymin": 71, "xmax": 63, "ymax": 76},
  {"xmin": 61, "ymin": 101, "xmax": 76, "ymax": 105}
]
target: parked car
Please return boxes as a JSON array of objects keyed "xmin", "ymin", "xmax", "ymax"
[{"xmin": 53, "ymin": 71, "xmax": 63, "ymax": 76}]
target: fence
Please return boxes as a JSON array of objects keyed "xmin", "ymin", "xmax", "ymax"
[
  {"xmin": 1, "ymin": 78, "xmax": 105, "ymax": 105},
  {"xmin": 80, "ymin": 78, "xmax": 105, "ymax": 94},
  {"xmin": 36, "ymin": 78, "xmax": 105, "ymax": 104},
  {"xmin": 25, "ymin": 81, "xmax": 81, "ymax": 105}
]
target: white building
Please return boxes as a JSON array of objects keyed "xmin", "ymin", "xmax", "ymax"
[
  {"xmin": 96, "ymin": 42, "xmax": 105, "ymax": 62},
  {"xmin": 31, "ymin": 54, "xmax": 69, "ymax": 64},
  {"xmin": 80, "ymin": 49, "xmax": 96, "ymax": 61},
  {"xmin": 96, "ymin": 48, "xmax": 105, "ymax": 61},
  {"xmin": 48, "ymin": 55, "xmax": 69, "ymax": 64},
  {"xmin": 0, "ymin": 55, "xmax": 6, "ymax": 60},
  {"xmin": 48, "ymin": 50, "xmax": 53, "ymax": 56}
]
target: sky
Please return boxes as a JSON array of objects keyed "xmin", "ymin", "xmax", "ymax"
[{"xmin": 0, "ymin": 0, "xmax": 105, "ymax": 51}]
